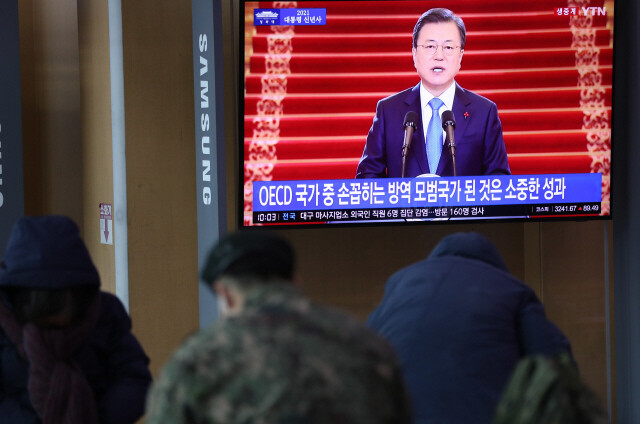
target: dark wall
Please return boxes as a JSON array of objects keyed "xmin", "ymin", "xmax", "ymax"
[
  {"xmin": 0, "ymin": 0, "xmax": 24, "ymax": 257},
  {"xmin": 612, "ymin": 0, "xmax": 640, "ymax": 421}
]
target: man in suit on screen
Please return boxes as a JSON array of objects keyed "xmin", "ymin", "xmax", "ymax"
[{"xmin": 356, "ymin": 8, "xmax": 511, "ymax": 178}]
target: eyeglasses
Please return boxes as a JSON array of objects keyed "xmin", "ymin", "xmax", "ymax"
[{"xmin": 416, "ymin": 43, "xmax": 461, "ymax": 57}]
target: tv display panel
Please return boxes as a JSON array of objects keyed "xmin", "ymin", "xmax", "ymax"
[{"xmin": 241, "ymin": 0, "xmax": 613, "ymax": 226}]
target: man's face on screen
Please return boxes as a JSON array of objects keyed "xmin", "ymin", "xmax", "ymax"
[{"xmin": 412, "ymin": 21, "xmax": 464, "ymax": 96}]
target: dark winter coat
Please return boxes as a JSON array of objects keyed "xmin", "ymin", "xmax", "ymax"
[
  {"xmin": 367, "ymin": 232, "xmax": 572, "ymax": 424},
  {"xmin": 0, "ymin": 215, "xmax": 152, "ymax": 424}
]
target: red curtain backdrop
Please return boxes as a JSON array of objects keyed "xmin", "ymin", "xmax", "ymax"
[{"xmin": 244, "ymin": 0, "xmax": 613, "ymax": 222}]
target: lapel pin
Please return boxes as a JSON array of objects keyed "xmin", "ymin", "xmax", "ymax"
[{"xmin": 464, "ymin": 111, "xmax": 470, "ymax": 119}]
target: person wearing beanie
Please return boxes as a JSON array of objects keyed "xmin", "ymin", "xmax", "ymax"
[
  {"xmin": 146, "ymin": 230, "xmax": 412, "ymax": 424},
  {"xmin": 0, "ymin": 215, "xmax": 152, "ymax": 424}
]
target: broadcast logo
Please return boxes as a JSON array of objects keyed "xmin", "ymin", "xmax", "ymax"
[{"xmin": 254, "ymin": 9, "xmax": 279, "ymax": 25}]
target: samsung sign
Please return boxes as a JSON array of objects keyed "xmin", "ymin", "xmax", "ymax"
[
  {"xmin": 192, "ymin": 0, "xmax": 226, "ymax": 213},
  {"xmin": 192, "ymin": 0, "xmax": 227, "ymax": 327},
  {"xmin": 197, "ymin": 32, "xmax": 213, "ymax": 205}
]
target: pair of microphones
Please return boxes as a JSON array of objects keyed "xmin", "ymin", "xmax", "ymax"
[{"xmin": 401, "ymin": 110, "xmax": 456, "ymax": 177}]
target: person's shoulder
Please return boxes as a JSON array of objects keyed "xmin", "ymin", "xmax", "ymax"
[
  {"xmin": 306, "ymin": 301, "xmax": 400, "ymax": 359},
  {"xmin": 155, "ymin": 319, "xmax": 263, "ymax": 401},
  {"xmin": 98, "ymin": 291, "xmax": 126, "ymax": 310},
  {"xmin": 456, "ymin": 84, "xmax": 498, "ymax": 109},
  {"xmin": 169, "ymin": 319, "xmax": 247, "ymax": 368},
  {"xmin": 306, "ymin": 303, "xmax": 406, "ymax": 396},
  {"xmin": 95, "ymin": 291, "xmax": 131, "ymax": 328},
  {"xmin": 378, "ymin": 84, "xmax": 419, "ymax": 106},
  {"xmin": 146, "ymin": 328, "xmax": 222, "ymax": 421},
  {"xmin": 391, "ymin": 252, "xmax": 531, "ymax": 294}
]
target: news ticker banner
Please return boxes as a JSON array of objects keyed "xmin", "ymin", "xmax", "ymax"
[
  {"xmin": 254, "ymin": 8, "xmax": 327, "ymax": 26},
  {"xmin": 252, "ymin": 173, "xmax": 603, "ymax": 224},
  {"xmin": 0, "ymin": 0, "xmax": 25, "ymax": 257}
]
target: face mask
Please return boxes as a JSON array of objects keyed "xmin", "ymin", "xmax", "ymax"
[{"xmin": 217, "ymin": 294, "xmax": 229, "ymax": 319}]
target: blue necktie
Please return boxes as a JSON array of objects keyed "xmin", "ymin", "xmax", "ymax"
[{"xmin": 426, "ymin": 97, "xmax": 444, "ymax": 174}]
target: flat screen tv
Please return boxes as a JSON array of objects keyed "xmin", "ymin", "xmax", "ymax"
[{"xmin": 240, "ymin": 0, "xmax": 613, "ymax": 226}]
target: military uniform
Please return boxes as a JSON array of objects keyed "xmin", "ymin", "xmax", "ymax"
[
  {"xmin": 146, "ymin": 284, "xmax": 412, "ymax": 424},
  {"xmin": 493, "ymin": 354, "xmax": 607, "ymax": 424}
]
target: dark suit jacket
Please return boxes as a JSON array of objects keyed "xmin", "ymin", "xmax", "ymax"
[
  {"xmin": 356, "ymin": 83, "xmax": 511, "ymax": 178},
  {"xmin": 366, "ymin": 232, "xmax": 572, "ymax": 424}
]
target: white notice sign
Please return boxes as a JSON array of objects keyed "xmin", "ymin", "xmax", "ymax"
[{"xmin": 100, "ymin": 203, "xmax": 113, "ymax": 245}]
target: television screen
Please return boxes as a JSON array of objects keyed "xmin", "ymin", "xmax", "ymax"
[{"xmin": 241, "ymin": 0, "xmax": 613, "ymax": 226}]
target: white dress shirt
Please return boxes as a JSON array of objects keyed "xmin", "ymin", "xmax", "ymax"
[{"xmin": 419, "ymin": 81, "xmax": 456, "ymax": 146}]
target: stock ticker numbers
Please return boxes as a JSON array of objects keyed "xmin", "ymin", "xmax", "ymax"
[{"xmin": 530, "ymin": 203, "xmax": 601, "ymax": 217}]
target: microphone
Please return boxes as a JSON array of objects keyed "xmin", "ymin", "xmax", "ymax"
[
  {"xmin": 401, "ymin": 111, "xmax": 419, "ymax": 178},
  {"xmin": 441, "ymin": 110, "xmax": 457, "ymax": 176}
]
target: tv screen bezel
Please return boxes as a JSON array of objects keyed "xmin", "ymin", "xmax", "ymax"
[{"xmin": 238, "ymin": 0, "xmax": 614, "ymax": 228}]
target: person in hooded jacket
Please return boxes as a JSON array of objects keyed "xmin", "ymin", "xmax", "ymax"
[
  {"xmin": 0, "ymin": 215, "xmax": 152, "ymax": 424},
  {"xmin": 367, "ymin": 232, "xmax": 572, "ymax": 424}
]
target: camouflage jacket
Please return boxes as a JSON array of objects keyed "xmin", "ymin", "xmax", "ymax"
[
  {"xmin": 145, "ymin": 284, "xmax": 412, "ymax": 424},
  {"xmin": 493, "ymin": 354, "xmax": 607, "ymax": 424}
]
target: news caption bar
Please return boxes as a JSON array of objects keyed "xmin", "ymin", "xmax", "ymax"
[
  {"xmin": 252, "ymin": 174, "xmax": 603, "ymax": 224},
  {"xmin": 253, "ymin": 8, "xmax": 327, "ymax": 26}
]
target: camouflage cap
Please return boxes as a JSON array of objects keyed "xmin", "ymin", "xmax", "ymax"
[{"xmin": 200, "ymin": 230, "xmax": 295, "ymax": 284}]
